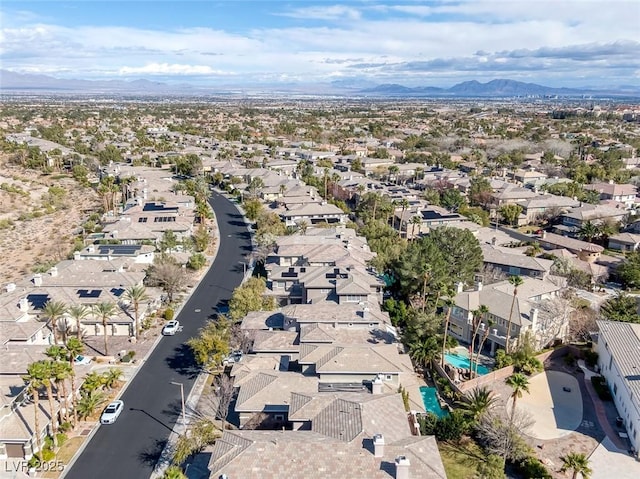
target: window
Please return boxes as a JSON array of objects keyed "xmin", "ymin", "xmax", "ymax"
[
  {"xmin": 385, "ymin": 375, "xmax": 392, "ymax": 381},
  {"xmin": 274, "ymin": 414, "xmax": 285, "ymax": 421}
]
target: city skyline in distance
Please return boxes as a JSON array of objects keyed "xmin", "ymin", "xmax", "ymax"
[{"xmin": 1, "ymin": 0, "xmax": 639, "ymax": 89}]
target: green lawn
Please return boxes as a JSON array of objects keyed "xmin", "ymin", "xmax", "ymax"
[{"xmin": 439, "ymin": 439, "xmax": 484, "ymax": 479}]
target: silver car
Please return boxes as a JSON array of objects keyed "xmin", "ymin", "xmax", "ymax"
[
  {"xmin": 162, "ymin": 320, "xmax": 180, "ymax": 336},
  {"xmin": 100, "ymin": 400, "xmax": 124, "ymax": 424}
]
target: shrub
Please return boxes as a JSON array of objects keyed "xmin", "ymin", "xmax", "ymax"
[
  {"xmin": 164, "ymin": 308, "xmax": 174, "ymax": 321},
  {"xmin": 56, "ymin": 432, "xmax": 68, "ymax": 446},
  {"xmin": 514, "ymin": 456, "xmax": 552, "ymax": 479},
  {"xmin": 187, "ymin": 253, "xmax": 206, "ymax": 270},
  {"xmin": 40, "ymin": 448, "xmax": 55, "ymax": 461},
  {"xmin": 495, "ymin": 349, "xmax": 513, "ymax": 369},
  {"xmin": 585, "ymin": 350, "xmax": 599, "ymax": 368},
  {"xmin": 591, "ymin": 376, "xmax": 612, "ymax": 401}
]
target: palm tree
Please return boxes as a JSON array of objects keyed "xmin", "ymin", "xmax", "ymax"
[
  {"xmin": 163, "ymin": 465, "xmax": 188, "ymax": 479},
  {"xmin": 76, "ymin": 390, "xmax": 107, "ymax": 420},
  {"xmin": 102, "ymin": 368, "xmax": 123, "ymax": 390},
  {"xmin": 505, "ymin": 276, "xmax": 524, "ymax": 354},
  {"xmin": 398, "ymin": 198, "xmax": 409, "ymax": 238},
  {"xmin": 43, "ymin": 300, "xmax": 67, "ymax": 345},
  {"xmin": 474, "ymin": 319, "xmax": 495, "ymax": 377},
  {"xmin": 40, "ymin": 361, "xmax": 59, "ymax": 447},
  {"xmin": 409, "ymin": 336, "xmax": 439, "ymax": 370},
  {"xmin": 23, "ymin": 362, "xmax": 47, "ymax": 456},
  {"xmin": 92, "ymin": 302, "xmax": 117, "ymax": 356},
  {"xmin": 410, "ymin": 215, "xmax": 422, "ymax": 239},
  {"xmin": 51, "ymin": 360, "xmax": 72, "ymax": 425},
  {"xmin": 440, "ymin": 295, "xmax": 455, "ymax": 369},
  {"xmin": 577, "ymin": 220, "xmax": 599, "ymax": 243},
  {"xmin": 457, "ymin": 386, "xmax": 498, "ymax": 421},
  {"xmin": 81, "ymin": 372, "xmax": 105, "ymax": 393},
  {"xmin": 65, "ymin": 338, "xmax": 85, "ymax": 426},
  {"xmin": 125, "ymin": 285, "xmax": 149, "ymax": 340},
  {"xmin": 560, "ymin": 452, "xmax": 592, "ymax": 479},
  {"xmin": 469, "ymin": 305, "xmax": 489, "ymax": 376},
  {"xmin": 505, "ymin": 373, "xmax": 530, "ymax": 419},
  {"xmin": 68, "ymin": 305, "xmax": 90, "ymax": 341}
]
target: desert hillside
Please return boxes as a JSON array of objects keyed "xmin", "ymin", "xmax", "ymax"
[{"xmin": 0, "ymin": 155, "xmax": 100, "ymax": 285}]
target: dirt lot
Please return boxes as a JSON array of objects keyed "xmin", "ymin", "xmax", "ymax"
[{"xmin": 0, "ymin": 156, "xmax": 100, "ymax": 285}]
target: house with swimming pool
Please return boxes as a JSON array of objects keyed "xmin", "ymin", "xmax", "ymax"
[{"xmin": 446, "ymin": 277, "xmax": 567, "ymax": 355}]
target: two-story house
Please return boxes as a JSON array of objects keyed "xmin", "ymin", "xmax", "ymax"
[{"xmin": 584, "ymin": 181, "xmax": 638, "ymax": 209}]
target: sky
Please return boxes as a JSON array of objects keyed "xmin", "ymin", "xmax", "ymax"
[{"xmin": 1, "ymin": 0, "xmax": 639, "ymax": 88}]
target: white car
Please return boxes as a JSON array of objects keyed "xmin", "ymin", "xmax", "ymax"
[
  {"xmin": 74, "ymin": 354, "xmax": 92, "ymax": 365},
  {"xmin": 223, "ymin": 351, "xmax": 243, "ymax": 365},
  {"xmin": 100, "ymin": 400, "xmax": 124, "ymax": 424},
  {"xmin": 162, "ymin": 320, "xmax": 180, "ymax": 336}
]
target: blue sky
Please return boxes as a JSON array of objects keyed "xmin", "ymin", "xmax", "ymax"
[{"xmin": 1, "ymin": 1, "xmax": 639, "ymax": 87}]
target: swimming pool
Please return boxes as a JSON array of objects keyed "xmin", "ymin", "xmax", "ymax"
[
  {"xmin": 445, "ymin": 352, "xmax": 491, "ymax": 375},
  {"xmin": 419, "ymin": 386, "xmax": 449, "ymax": 418}
]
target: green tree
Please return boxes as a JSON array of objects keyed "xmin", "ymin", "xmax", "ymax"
[
  {"xmin": 40, "ymin": 361, "xmax": 59, "ymax": 446},
  {"xmin": 469, "ymin": 305, "xmax": 489, "ymax": 376},
  {"xmin": 505, "ymin": 276, "xmax": 524, "ymax": 354},
  {"xmin": 76, "ymin": 390, "xmax": 107, "ymax": 419},
  {"xmin": 102, "ymin": 368, "xmax": 123, "ymax": 390},
  {"xmin": 159, "ymin": 230, "xmax": 179, "ymax": 253},
  {"xmin": 429, "ymin": 227, "xmax": 483, "ymax": 287},
  {"xmin": 228, "ymin": 277, "xmax": 275, "ymax": 321},
  {"xmin": 192, "ymin": 224, "xmax": 211, "ymax": 252},
  {"xmin": 499, "ymin": 204, "xmax": 523, "ymax": 227},
  {"xmin": 560, "ymin": 452, "xmax": 592, "ymax": 479},
  {"xmin": 92, "ymin": 302, "xmax": 117, "ymax": 356},
  {"xmin": 408, "ymin": 335, "xmax": 440, "ymax": 369},
  {"xmin": 187, "ymin": 253, "xmax": 207, "ymax": 270},
  {"xmin": 577, "ymin": 220, "xmax": 599, "ymax": 243},
  {"xmin": 187, "ymin": 318, "xmax": 232, "ymax": 371},
  {"xmin": 505, "ymin": 373, "xmax": 530, "ymax": 419},
  {"xmin": 600, "ymin": 292, "xmax": 639, "ymax": 323},
  {"xmin": 440, "ymin": 188, "xmax": 466, "ymax": 212},
  {"xmin": 125, "ymin": 285, "xmax": 148, "ymax": 340},
  {"xmin": 50, "ymin": 360, "xmax": 72, "ymax": 425},
  {"xmin": 43, "ymin": 300, "xmax": 67, "ymax": 345},
  {"xmin": 163, "ymin": 465, "xmax": 187, "ymax": 479},
  {"xmin": 243, "ymin": 198, "xmax": 263, "ymax": 221},
  {"xmin": 617, "ymin": 252, "xmax": 640, "ymax": 289}
]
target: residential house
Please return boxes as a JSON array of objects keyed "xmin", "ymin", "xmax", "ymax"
[
  {"xmin": 538, "ymin": 231, "xmax": 605, "ymax": 263},
  {"xmin": 557, "ymin": 204, "xmax": 627, "ymax": 236},
  {"xmin": 279, "ymin": 202, "xmax": 348, "ymax": 227},
  {"xmin": 595, "ymin": 320, "xmax": 640, "ymax": 459},
  {"xmin": 481, "ymin": 244, "xmax": 553, "ymax": 280},
  {"xmin": 584, "ymin": 181, "xmax": 638, "ymax": 209},
  {"xmin": 519, "ymin": 194, "xmax": 580, "ymax": 224},
  {"xmin": 608, "ymin": 233, "xmax": 640, "ymax": 252},
  {"xmin": 448, "ymin": 277, "xmax": 566, "ymax": 353}
]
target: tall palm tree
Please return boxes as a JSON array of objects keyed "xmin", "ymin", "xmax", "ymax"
[
  {"xmin": 469, "ymin": 305, "xmax": 489, "ymax": 376},
  {"xmin": 440, "ymin": 295, "xmax": 455, "ymax": 368},
  {"xmin": 561, "ymin": 452, "xmax": 592, "ymax": 479},
  {"xmin": 51, "ymin": 360, "xmax": 72, "ymax": 425},
  {"xmin": 410, "ymin": 215, "xmax": 422, "ymax": 239},
  {"xmin": 474, "ymin": 319, "xmax": 495, "ymax": 378},
  {"xmin": 68, "ymin": 305, "xmax": 90, "ymax": 341},
  {"xmin": 23, "ymin": 362, "xmax": 46, "ymax": 457},
  {"xmin": 505, "ymin": 276, "xmax": 524, "ymax": 354},
  {"xmin": 398, "ymin": 199, "xmax": 409, "ymax": 238},
  {"xmin": 43, "ymin": 300, "xmax": 67, "ymax": 345},
  {"xmin": 457, "ymin": 386, "xmax": 498, "ymax": 421},
  {"xmin": 505, "ymin": 373, "xmax": 530, "ymax": 419},
  {"xmin": 65, "ymin": 338, "xmax": 85, "ymax": 426},
  {"xmin": 40, "ymin": 361, "xmax": 59, "ymax": 447},
  {"xmin": 92, "ymin": 302, "xmax": 117, "ymax": 356},
  {"xmin": 125, "ymin": 285, "xmax": 149, "ymax": 340},
  {"xmin": 577, "ymin": 220, "xmax": 599, "ymax": 243}
]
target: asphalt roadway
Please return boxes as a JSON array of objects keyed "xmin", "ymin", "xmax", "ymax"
[{"xmin": 63, "ymin": 191, "xmax": 252, "ymax": 479}]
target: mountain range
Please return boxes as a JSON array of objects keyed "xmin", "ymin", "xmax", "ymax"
[{"xmin": 1, "ymin": 70, "xmax": 638, "ymax": 98}]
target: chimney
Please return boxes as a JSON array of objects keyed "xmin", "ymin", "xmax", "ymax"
[
  {"xmin": 456, "ymin": 281, "xmax": 464, "ymax": 293},
  {"xmin": 373, "ymin": 434, "xmax": 385, "ymax": 457},
  {"xmin": 530, "ymin": 308, "xmax": 539, "ymax": 329},
  {"xmin": 73, "ymin": 251, "xmax": 81, "ymax": 260},
  {"xmin": 49, "ymin": 266, "xmax": 58, "ymax": 277},
  {"xmin": 19, "ymin": 297, "xmax": 29, "ymax": 312},
  {"xmin": 33, "ymin": 274, "xmax": 43, "ymax": 286},
  {"xmin": 395, "ymin": 455, "xmax": 410, "ymax": 479},
  {"xmin": 372, "ymin": 374, "xmax": 383, "ymax": 394},
  {"xmin": 491, "ymin": 236, "xmax": 497, "ymax": 246},
  {"xmin": 88, "ymin": 245, "xmax": 95, "ymax": 253},
  {"xmin": 475, "ymin": 281, "xmax": 483, "ymax": 291},
  {"xmin": 5, "ymin": 283, "xmax": 16, "ymax": 293}
]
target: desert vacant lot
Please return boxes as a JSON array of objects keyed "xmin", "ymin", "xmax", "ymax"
[{"xmin": 0, "ymin": 157, "xmax": 99, "ymax": 285}]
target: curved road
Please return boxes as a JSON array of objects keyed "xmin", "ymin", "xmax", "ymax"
[{"xmin": 64, "ymin": 191, "xmax": 251, "ymax": 479}]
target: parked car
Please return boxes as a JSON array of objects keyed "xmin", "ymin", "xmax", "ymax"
[
  {"xmin": 74, "ymin": 354, "xmax": 92, "ymax": 365},
  {"xmin": 100, "ymin": 400, "xmax": 124, "ymax": 424},
  {"xmin": 162, "ymin": 320, "xmax": 181, "ymax": 336},
  {"xmin": 223, "ymin": 351, "xmax": 243, "ymax": 365}
]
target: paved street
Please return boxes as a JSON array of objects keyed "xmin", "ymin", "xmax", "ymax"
[{"xmin": 63, "ymin": 191, "xmax": 251, "ymax": 479}]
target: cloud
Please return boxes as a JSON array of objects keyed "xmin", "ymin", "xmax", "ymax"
[
  {"xmin": 278, "ymin": 4, "xmax": 362, "ymax": 21},
  {"xmin": 117, "ymin": 63, "xmax": 229, "ymax": 76}
]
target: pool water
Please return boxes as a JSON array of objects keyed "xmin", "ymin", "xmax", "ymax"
[
  {"xmin": 445, "ymin": 352, "xmax": 491, "ymax": 375},
  {"xmin": 419, "ymin": 386, "xmax": 449, "ymax": 418}
]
